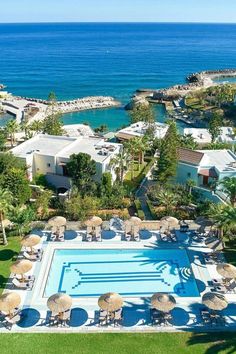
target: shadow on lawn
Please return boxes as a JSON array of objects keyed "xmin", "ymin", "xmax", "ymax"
[
  {"xmin": 187, "ymin": 332, "xmax": 236, "ymax": 354},
  {"xmin": 0, "ymin": 249, "xmax": 18, "ymax": 261}
]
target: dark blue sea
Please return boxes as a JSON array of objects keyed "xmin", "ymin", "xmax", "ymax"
[{"xmin": 0, "ymin": 23, "xmax": 236, "ymax": 130}]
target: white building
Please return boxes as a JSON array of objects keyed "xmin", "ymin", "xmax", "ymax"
[
  {"xmin": 11, "ymin": 134, "xmax": 122, "ymax": 191},
  {"xmin": 116, "ymin": 121, "xmax": 168, "ymax": 141},
  {"xmin": 184, "ymin": 127, "xmax": 236, "ymax": 146}
]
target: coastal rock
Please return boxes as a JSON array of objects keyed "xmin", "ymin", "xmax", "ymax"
[{"xmin": 125, "ymin": 95, "xmax": 149, "ymax": 110}]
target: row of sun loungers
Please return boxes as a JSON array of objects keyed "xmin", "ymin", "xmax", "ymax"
[
  {"xmin": 12, "ymin": 277, "xmax": 34, "ymax": 290},
  {"xmin": 85, "ymin": 226, "xmax": 102, "ymax": 242},
  {"xmin": 98, "ymin": 308, "xmax": 123, "ymax": 326},
  {"xmin": 200, "ymin": 309, "xmax": 226, "ymax": 326}
]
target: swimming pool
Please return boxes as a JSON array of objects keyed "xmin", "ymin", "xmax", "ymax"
[{"xmin": 44, "ymin": 249, "xmax": 200, "ymax": 298}]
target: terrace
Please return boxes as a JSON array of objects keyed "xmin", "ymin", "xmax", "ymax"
[{"xmin": 1, "ymin": 217, "xmax": 236, "ymax": 334}]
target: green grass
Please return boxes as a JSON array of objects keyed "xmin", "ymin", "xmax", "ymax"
[
  {"xmin": 0, "ymin": 235, "xmax": 21, "ymax": 294},
  {"xmin": 0, "ymin": 332, "xmax": 236, "ymax": 354}
]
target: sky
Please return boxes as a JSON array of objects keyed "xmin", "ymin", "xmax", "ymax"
[{"xmin": 0, "ymin": 0, "xmax": 236, "ymax": 23}]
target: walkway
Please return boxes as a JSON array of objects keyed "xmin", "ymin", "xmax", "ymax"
[{"xmin": 135, "ymin": 168, "xmax": 156, "ymax": 220}]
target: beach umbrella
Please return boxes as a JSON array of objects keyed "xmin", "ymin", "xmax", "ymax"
[
  {"xmin": 130, "ymin": 216, "xmax": 142, "ymax": 226},
  {"xmin": 0, "ymin": 219, "xmax": 12, "ymax": 229},
  {"xmin": 151, "ymin": 293, "xmax": 176, "ymax": 312},
  {"xmin": 202, "ymin": 292, "xmax": 228, "ymax": 311},
  {"xmin": 217, "ymin": 263, "xmax": 236, "ymax": 280},
  {"xmin": 98, "ymin": 292, "xmax": 123, "ymax": 312},
  {"xmin": 0, "ymin": 292, "xmax": 21, "ymax": 316},
  {"xmin": 47, "ymin": 293, "xmax": 72, "ymax": 314},
  {"xmin": 10, "ymin": 259, "xmax": 33, "ymax": 280},
  {"xmin": 160, "ymin": 216, "xmax": 179, "ymax": 228},
  {"xmin": 21, "ymin": 234, "xmax": 41, "ymax": 253},
  {"xmin": 48, "ymin": 216, "xmax": 67, "ymax": 228},
  {"xmin": 84, "ymin": 216, "xmax": 103, "ymax": 227}
]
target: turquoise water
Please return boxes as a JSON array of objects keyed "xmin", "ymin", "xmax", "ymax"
[
  {"xmin": 0, "ymin": 23, "xmax": 236, "ymax": 130},
  {"xmin": 44, "ymin": 249, "xmax": 199, "ymax": 298},
  {"xmin": 62, "ymin": 104, "xmax": 168, "ymax": 131}
]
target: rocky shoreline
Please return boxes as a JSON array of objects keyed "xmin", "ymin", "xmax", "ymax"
[{"xmin": 187, "ymin": 69, "xmax": 236, "ymax": 83}]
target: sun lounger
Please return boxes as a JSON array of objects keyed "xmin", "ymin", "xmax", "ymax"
[
  {"xmin": 114, "ymin": 309, "xmax": 123, "ymax": 326},
  {"xmin": 23, "ymin": 251, "xmax": 41, "ymax": 262},
  {"xmin": 99, "ymin": 310, "xmax": 108, "ymax": 326},
  {"xmin": 160, "ymin": 233, "xmax": 168, "ymax": 242},
  {"xmin": 3, "ymin": 313, "xmax": 21, "ymax": 330},
  {"xmin": 150, "ymin": 309, "xmax": 165, "ymax": 326},
  {"xmin": 125, "ymin": 232, "xmax": 131, "ymax": 241},
  {"xmin": 226, "ymin": 280, "xmax": 236, "ymax": 293},
  {"xmin": 59, "ymin": 309, "xmax": 71, "ymax": 326},
  {"xmin": 200, "ymin": 309, "xmax": 211, "ymax": 325},
  {"xmin": 95, "ymin": 226, "xmax": 102, "ymax": 242},
  {"xmin": 12, "ymin": 277, "xmax": 33, "ymax": 290}
]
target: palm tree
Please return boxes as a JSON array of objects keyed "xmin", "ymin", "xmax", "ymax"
[
  {"xmin": 29, "ymin": 120, "xmax": 43, "ymax": 136},
  {"xmin": 219, "ymin": 177, "xmax": 236, "ymax": 207},
  {"xmin": 0, "ymin": 188, "xmax": 14, "ymax": 245},
  {"xmin": 208, "ymin": 204, "xmax": 236, "ymax": 240},
  {"xmin": 109, "ymin": 150, "xmax": 130, "ymax": 184},
  {"xmin": 10, "ymin": 206, "xmax": 35, "ymax": 237},
  {"xmin": 5, "ymin": 120, "xmax": 19, "ymax": 147},
  {"xmin": 136, "ymin": 137, "xmax": 149, "ymax": 167},
  {"xmin": 186, "ymin": 179, "xmax": 196, "ymax": 195},
  {"xmin": 156, "ymin": 189, "xmax": 179, "ymax": 215}
]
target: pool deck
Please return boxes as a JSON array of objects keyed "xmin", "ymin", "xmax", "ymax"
[{"xmin": 1, "ymin": 229, "xmax": 236, "ymax": 333}]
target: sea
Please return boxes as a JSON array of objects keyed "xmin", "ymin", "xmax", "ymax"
[{"xmin": 0, "ymin": 22, "xmax": 236, "ymax": 131}]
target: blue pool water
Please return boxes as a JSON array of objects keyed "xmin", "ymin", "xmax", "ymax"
[{"xmin": 44, "ymin": 249, "xmax": 199, "ymax": 298}]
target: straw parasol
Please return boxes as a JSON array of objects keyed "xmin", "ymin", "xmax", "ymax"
[
  {"xmin": 47, "ymin": 293, "xmax": 72, "ymax": 314},
  {"xmin": 0, "ymin": 292, "xmax": 21, "ymax": 316},
  {"xmin": 151, "ymin": 293, "xmax": 176, "ymax": 312},
  {"xmin": 48, "ymin": 216, "xmax": 67, "ymax": 228},
  {"xmin": 84, "ymin": 216, "xmax": 103, "ymax": 227},
  {"xmin": 98, "ymin": 292, "xmax": 123, "ymax": 312},
  {"xmin": 160, "ymin": 216, "xmax": 179, "ymax": 228},
  {"xmin": 21, "ymin": 234, "xmax": 41, "ymax": 253},
  {"xmin": 217, "ymin": 263, "xmax": 236, "ymax": 280},
  {"xmin": 10, "ymin": 259, "xmax": 33, "ymax": 280},
  {"xmin": 202, "ymin": 292, "xmax": 228, "ymax": 311}
]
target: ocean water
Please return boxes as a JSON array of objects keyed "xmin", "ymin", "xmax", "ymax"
[{"xmin": 0, "ymin": 23, "xmax": 236, "ymax": 130}]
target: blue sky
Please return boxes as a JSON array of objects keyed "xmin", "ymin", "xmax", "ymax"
[{"xmin": 0, "ymin": 0, "xmax": 236, "ymax": 23}]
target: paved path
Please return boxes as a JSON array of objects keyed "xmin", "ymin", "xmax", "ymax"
[{"xmin": 135, "ymin": 168, "xmax": 156, "ymax": 220}]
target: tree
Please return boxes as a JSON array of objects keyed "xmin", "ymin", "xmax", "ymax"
[
  {"xmin": 179, "ymin": 134, "xmax": 198, "ymax": 150},
  {"xmin": 0, "ymin": 188, "xmax": 14, "ymax": 245},
  {"xmin": 10, "ymin": 206, "xmax": 35, "ymax": 237},
  {"xmin": 156, "ymin": 120, "xmax": 179, "ymax": 184},
  {"xmin": 129, "ymin": 105, "xmax": 155, "ymax": 124},
  {"xmin": 5, "ymin": 120, "xmax": 19, "ymax": 147},
  {"xmin": 0, "ymin": 129, "xmax": 7, "ymax": 151},
  {"xmin": 100, "ymin": 172, "xmax": 112, "ymax": 196},
  {"xmin": 0, "ymin": 168, "xmax": 31, "ymax": 206},
  {"xmin": 42, "ymin": 114, "xmax": 64, "ymax": 136},
  {"xmin": 35, "ymin": 189, "xmax": 53, "ymax": 218},
  {"xmin": 65, "ymin": 194, "xmax": 100, "ymax": 221},
  {"xmin": 155, "ymin": 189, "xmax": 179, "ymax": 214},
  {"xmin": 29, "ymin": 120, "xmax": 43, "ymax": 136},
  {"xmin": 208, "ymin": 204, "xmax": 236, "ymax": 240},
  {"xmin": 66, "ymin": 153, "xmax": 97, "ymax": 196},
  {"xmin": 220, "ymin": 177, "xmax": 236, "ymax": 207},
  {"xmin": 109, "ymin": 150, "xmax": 130, "ymax": 184},
  {"xmin": 208, "ymin": 113, "xmax": 222, "ymax": 143},
  {"xmin": 0, "ymin": 153, "xmax": 26, "ymax": 174},
  {"xmin": 186, "ymin": 179, "xmax": 196, "ymax": 195},
  {"xmin": 94, "ymin": 124, "xmax": 108, "ymax": 134}
]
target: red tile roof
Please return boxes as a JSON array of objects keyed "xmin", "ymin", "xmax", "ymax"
[{"xmin": 178, "ymin": 148, "xmax": 204, "ymax": 165}]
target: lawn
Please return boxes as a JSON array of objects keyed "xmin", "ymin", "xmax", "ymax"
[
  {"xmin": 0, "ymin": 235, "xmax": 21, "ymax": 295},
  {"xmin": 0, "ymin": 332, "xmax": 236, "ymax": 354}
]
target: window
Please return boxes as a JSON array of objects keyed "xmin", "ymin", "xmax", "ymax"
[
  {"xmin": 187, "ymin": 172, "xmax": 191, "ymax": 178},
  {"xmin": 47, "ymin": 163, "xmax": 51, "ymax": 168}
]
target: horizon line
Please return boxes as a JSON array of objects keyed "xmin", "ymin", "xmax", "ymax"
[{"xmin": 0, "ymin": 21, "xmax": 236, "ymax": 25}]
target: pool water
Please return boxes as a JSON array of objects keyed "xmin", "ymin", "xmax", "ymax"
[{"xmin": 44, "ymin": 249, "xmax": 200, "ymax": 298}]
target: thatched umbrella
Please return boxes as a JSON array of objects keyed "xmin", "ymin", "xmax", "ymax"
[
  {"xmin": 202, "ymin": 292, "xmax": 228, "ymax": 311},
  {"xmin": 217, "ymin": 263, "xmax": 236, "ymax": 280},
  {"xmin": 151, "ymin": 293, "xmax": 176, "ymax": 313},
  {"xmin": 10, "ymin": 259, "xmax": 33, "ymax": 280},
  {"xmin": 98, "ymin": 292, "xmax": 123, "ymax": 312},
  {"xmin": 0, "ymin": 292, "xmax": 21, "ymax": 317},
  {"xmin": 21, "ymin": 234, "xmax": 41, "ymax": 254},
  {"xmin": 84, "ymin": 216, "xmax": 103, "ymax": 227},
  {"xmin": 160, "ymin": 216, "xmax": 179, "ymax": 228},
  {"xmin": 48, "ymin": 216, "xmax": 67, "ymax": 228},
  {"xmin": 47, "ymin": 293, "xmax": 72, "ymax": 314}
]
